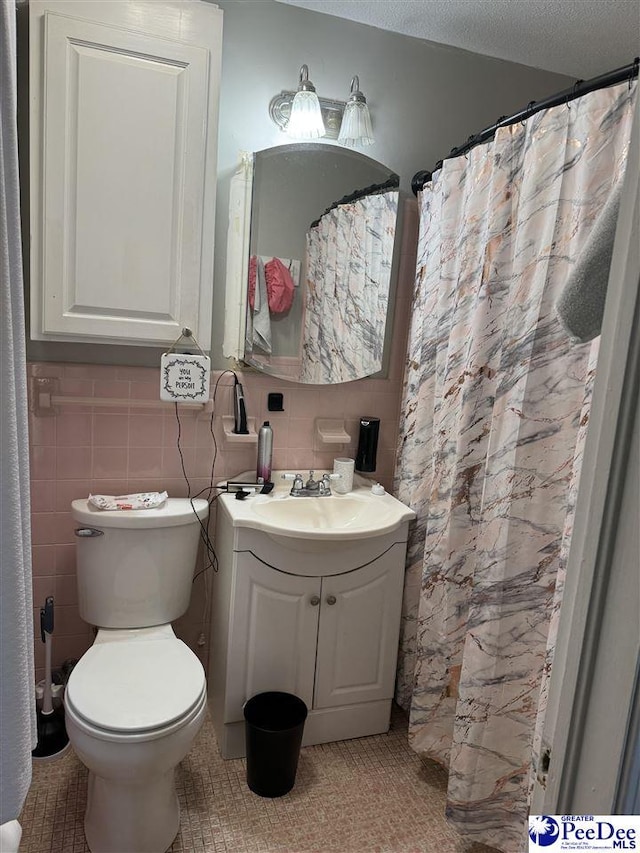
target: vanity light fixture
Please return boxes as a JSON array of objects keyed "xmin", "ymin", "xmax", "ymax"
[
  {"xmin": 337, "ymin": 76, "xmax": 374, "ymax": 147},
  {"xmin": 269, "ymin": 67, "xmax": 375, "ymax": 145},
  {"xmin": 285, "ymin": 65, "xmax": 325, "ymax": 139}
]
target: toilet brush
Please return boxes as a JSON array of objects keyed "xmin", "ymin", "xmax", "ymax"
[{"xmin": 32, "ymin": 597, "xmax": 70, "ymax": 760}]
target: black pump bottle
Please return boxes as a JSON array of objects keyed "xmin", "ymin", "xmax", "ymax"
[{"xmin": 355, "ymin": 416, "xmax": 380, "ymax": 472}]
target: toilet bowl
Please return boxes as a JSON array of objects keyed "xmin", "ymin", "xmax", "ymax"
[
  {"xmin": 67, "ymin": 497, "xmax": 210, "ymax": 853},
  {"xmin": 65, "ymin": 625, "xmax": 206, "ymax": 853}
]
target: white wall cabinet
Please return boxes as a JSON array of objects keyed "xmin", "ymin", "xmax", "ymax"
[
  {"xmin": 209, "ymin": 509, "xmax": 410, "ymax": 759},
  {"xmin": 29, "ymin": 0, "xmax": 222, "ymax": 346}
]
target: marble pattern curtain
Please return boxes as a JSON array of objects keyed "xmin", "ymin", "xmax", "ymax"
[
  {"xmin": 300, "ymin": 190, "xmax": 398, "ymax": 383},
  {"xmin": 394, "ymin": 82, "xmax": 635, "ymax": 852}
]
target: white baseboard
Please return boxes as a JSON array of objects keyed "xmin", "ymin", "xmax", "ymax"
[{"xmin": 214, "ymin": 699, "xmax": 393, "ymax": 760}]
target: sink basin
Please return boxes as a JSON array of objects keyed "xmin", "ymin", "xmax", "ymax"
[
  {"xmin": 220, "ymin": 471, "xmax": 415, "ymax": 540},
  {"xmin": 252, "ymin": 495, "xmax": 384, "ymax": 530}
]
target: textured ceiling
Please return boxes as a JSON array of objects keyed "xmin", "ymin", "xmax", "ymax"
[{"xmin": 274, "ymin": 0, "xmax": 639, "ymax": 78}]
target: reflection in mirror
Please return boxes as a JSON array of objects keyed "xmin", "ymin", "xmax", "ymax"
[{"xmin": 243, "ymin": 144, "xmax": 400, "ymax": 384}]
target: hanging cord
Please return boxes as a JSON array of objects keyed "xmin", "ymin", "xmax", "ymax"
[
  {"xmin": 173, "ymin": 369, "xmax": 241, "ymax": 582},
  {"xmin": 173, "ymin": 402, "xmax": 219, "ymax": 575},
  {"xmin": 173, "ymin": 368, "xmax": 240, "ymax": 640},
  {"xmin": 165, "ymin": 326, "xmax": 209, "ymax": 358}
]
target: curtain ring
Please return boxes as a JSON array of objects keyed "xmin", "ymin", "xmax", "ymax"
[
  {"xmin": 522, "ymin": 101, "xmax": 535, "ymax": 127},
  {"xmin": 567, "ymin": 80, "xmax": 582, "ymax": 109}
]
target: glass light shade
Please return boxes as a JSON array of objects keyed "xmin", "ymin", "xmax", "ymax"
[
  {"xmin": 338, "ymin": 100, "xmax": 374, "ymax": 147},
  {"xmin": 286, "ymin": 90, "xmax": 325, "ymax": 139}
]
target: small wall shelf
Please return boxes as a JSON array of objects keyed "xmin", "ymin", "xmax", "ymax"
[
  {"xmin": 316, "ymin": 418, "xmax": 351, "ymax": 445},
  {"xmin": 222, "ymin": 416, "xmax": 258, "ymax": 444}
]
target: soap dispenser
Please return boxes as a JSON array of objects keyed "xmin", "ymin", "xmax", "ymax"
[{"xmin": 355, "ymin": 417, "xmax": 380, "ymax": 472}]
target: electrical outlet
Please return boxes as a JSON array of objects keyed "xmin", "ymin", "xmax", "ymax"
[{"xmin": 268, "ymin": 392, "xmax": 284, "ymax": 411}]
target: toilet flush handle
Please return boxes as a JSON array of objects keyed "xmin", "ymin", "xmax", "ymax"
[{"xmin": 74, "ymin": 527, "xmax": 104, "ymax": 538}]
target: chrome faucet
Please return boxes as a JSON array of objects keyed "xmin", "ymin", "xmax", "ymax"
[{"xmin": 282, "ymin": 471, "xmax": 340, "ymax": 497}]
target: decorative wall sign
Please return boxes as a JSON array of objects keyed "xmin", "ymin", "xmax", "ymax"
[{"xmin": 160, "ymin": 353, "xmax": 211, "ymax": 402}]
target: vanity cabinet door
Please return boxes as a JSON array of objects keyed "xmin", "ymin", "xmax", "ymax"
[
  {"xmin": 225, "ymin": 553, "xmax": 321, "ymax": 723},
  {"xmin": 314, "ymin": 547, "xmax": 405, "ymax": 710},
  {"xmin": 29, "ymin": 0, "xmax": 221, "ymax": 346}
]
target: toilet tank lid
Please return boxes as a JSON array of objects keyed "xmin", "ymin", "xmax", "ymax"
[{"xmin": 71, "ymin": 497, "xmax": 209, "ymax": 529}]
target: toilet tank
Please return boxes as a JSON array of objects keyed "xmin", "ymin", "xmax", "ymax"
[{"xmin": 70, "ymin": 498, "xmax": 209, "ymax": 629}]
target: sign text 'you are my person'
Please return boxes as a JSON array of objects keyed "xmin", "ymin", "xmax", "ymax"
[{"xmin": 160, "ymin": 353, "xmax": 211, "ymax": 403}]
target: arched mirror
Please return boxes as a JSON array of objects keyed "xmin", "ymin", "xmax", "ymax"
[{"xmin": 241, "ymin": 144, "xmax": 400, "ymax": 384}]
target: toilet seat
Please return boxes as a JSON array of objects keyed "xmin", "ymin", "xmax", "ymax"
[
  {"xmin": 66, "ymin": 634, "xmax": 205, "ymax": 739},
  {"xmin": 65, "ymin": 685, "xmax": 207, "ymax": 744}
]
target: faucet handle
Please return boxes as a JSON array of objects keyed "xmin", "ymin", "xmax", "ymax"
[
  {"xmin": 324, "ymin": 472, "xmax": 342, "ymax": 480},
  {"xmin": 282, "ymin": 472, "xmax": 304, "ymax": 492}
]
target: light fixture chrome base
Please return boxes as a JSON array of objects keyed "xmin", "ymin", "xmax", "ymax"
[{"xmin": 269, "ymin": 91, "xmax": 346, "ymax": 140}]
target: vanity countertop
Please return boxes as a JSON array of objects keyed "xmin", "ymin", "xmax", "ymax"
[{"xmin": 217, "ymin": 471, "xmax": 415, "ymax": 541}]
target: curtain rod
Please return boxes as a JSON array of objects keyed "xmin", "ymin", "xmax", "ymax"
[
  {"xmin": 411, "ymin": 57, "xmax": 639, "ymax": 196},
  {"xmin": 309, "ymin": 176, "xmax": 399, "ymax": 228}
]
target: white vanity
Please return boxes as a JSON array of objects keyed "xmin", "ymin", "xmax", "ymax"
[{"xmin": 207, "ymin": 473, "xmax": 415, "ymax": 758}]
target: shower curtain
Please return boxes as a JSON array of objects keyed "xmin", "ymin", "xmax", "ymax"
[
  {"xmin": 394, "ymin": 81, "xmax": 635, "ymax": 852},
  {"xmin": 0, "ymin": 0, "xmax": 36, "ymax": 839},
  {"xmin": 300, "ymin": 190, "xmax": 398, "ymax": 383}
]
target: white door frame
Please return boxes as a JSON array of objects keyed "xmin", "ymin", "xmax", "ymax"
[{"xmin": 531, "ymin": 92, "xmax": 639, "ymax": 814}]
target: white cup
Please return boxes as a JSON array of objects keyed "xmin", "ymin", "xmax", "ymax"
[{"xmin": 333, "ymin": 457, "xmax": 355, "ymax": 494}]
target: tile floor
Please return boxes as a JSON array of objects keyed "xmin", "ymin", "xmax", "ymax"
[{"xmin": 20, "ymin": 706, "xmax": 497, "ymax": 853}]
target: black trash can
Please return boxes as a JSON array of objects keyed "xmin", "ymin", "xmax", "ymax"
[{"xmin": 243, "ymin": 691, "xmax": 308, "ymax": 797}]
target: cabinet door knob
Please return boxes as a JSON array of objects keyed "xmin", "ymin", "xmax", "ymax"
[
  {"xmin": 326, "ymin": 594, "xmax": 337, "ymax": 606},
  {"xmin": 310, "ymin": 595, "xmax": 320, "ymax": 606}
]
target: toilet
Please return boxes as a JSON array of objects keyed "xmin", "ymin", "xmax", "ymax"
[{"xmin": 66, "ymin": 497, "xmax": 209, "ymax": 853}]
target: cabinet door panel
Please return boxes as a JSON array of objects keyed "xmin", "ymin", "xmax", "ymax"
[
  {"xmin": 314, "ymin": 547, "xmax": 405, "ymax": 709},
  {"xmin": 225, "ymin": 554, "xmax": 320, "ymax": 722},
  {"xmin": 34, "ymin": 8, "xmax": 215, "ymax": 344}
]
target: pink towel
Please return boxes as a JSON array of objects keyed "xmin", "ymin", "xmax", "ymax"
[
  {"xmin": 264, "ymin": 257, "xmax": 295, "ymax": 314},
  {"xmin": 248, "ymin": 255, "xmax": 257, "ymax": 310}
]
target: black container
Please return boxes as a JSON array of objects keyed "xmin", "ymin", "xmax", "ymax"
[
  {"xmin": 244, "ymin": 691, "xmax": 308, "ymax": 797},
  {"xmin": 355, "ymin": 416, "xmax": 380, "ymax": 472}
]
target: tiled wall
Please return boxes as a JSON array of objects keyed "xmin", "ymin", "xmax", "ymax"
[{"xmin": 27, "ymin": 200, "xmax": 418, "ymax": 681}]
